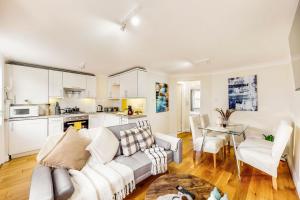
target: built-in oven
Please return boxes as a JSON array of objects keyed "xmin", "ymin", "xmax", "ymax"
[
  {"xmin": 63, "ymin": 115, "xmax": 89, "ymax": 131},
  {"xmin": 9, "ymin": 105, "xmax": 39, "ymax": 118}
]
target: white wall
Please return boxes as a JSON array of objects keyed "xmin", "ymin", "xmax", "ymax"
[
  {"xmin": 142, "ymin": 71, "xmax": 170, "ymax": 133},
  {"xmin": 0, "ymin": 53, "xmax": 6, "ymax": 164}
]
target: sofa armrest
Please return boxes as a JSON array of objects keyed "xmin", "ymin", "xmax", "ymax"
[
  {"xmin": 173, "ymin": 139, "xmax": 182, "ymax": 164},
  {"xmin": 155, "ymin": 137, "xmax": 171, "ymax": 150},
  {"xmin": 154, "ymin": 133, "xmax": 183, "ymax": 164},
  {"xmin": 52, "ymin": 168, "xmax": 74, "ymax": 200},
  {"xmin": 29, "ymin": 165, "xmax": 54, "ymax": 200}
]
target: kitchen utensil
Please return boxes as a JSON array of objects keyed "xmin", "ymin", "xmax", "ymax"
[
  {"xmin": 55, "ymin": 102, "xmax": 61, "ymax": 115},
  {"xmin": 97, "ymin": 105, "xmax": 103, "ymax": 112}
]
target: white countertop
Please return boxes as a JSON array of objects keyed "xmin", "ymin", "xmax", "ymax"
[{"xmin": 6, "ymin": 112, "xmax": 147, "ymax": 121}]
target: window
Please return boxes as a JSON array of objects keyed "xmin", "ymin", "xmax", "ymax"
[{"xmin": 190, "ymin": 89, "xmax": 200, "ymax": 112}]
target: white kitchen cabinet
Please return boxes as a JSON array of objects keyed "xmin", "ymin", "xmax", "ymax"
[
  {"xmin": 49, "ymin": 70, "xmax": 63, "ymax": 98},
  {"xmin": 103, "ymin": 114, "xmax": 121, "ymax": 127},
  {"xmin": 128, "ymin": 117, "xmax": 147, "ymax": 124},
  {"xmin": 86, "ymin": 76, "xmax": 97, "ymax": 98},
  {"xmin": 8, "ymin": 65, "xmax": 49, "ymax": 104},
  {"xmin": 107, "ymin": 76, "xmax": 120, "ymax": 99},
  {"xmin": 48, "ymin": 117, "xmax": 64, "ymax": 136},
  {"xmin": 120, "ymin": 71, "xmax": 138, "ymax": 98},
  {"xmin": 137, "ymin": 70, "xmax": 147, "ymax": 98},
  {"xmin": 63, "ymin": 72, "xmax": 86, "ymax": 90},
  {"xmin": 89, "ymin": 114, "xmax": 105, "ymax": 128},
  {"xmin": 8, "ymin": 119, "xmax": 48, "ymax": 155}
]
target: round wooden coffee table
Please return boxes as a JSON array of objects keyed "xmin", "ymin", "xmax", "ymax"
[{"xmin": 145, "ymin": 174, "xmax": 218, "ymax": 200}]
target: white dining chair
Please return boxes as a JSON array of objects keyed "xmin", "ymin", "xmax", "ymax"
[
  {"xmin": 237, "ymin": 120, "xmax": 293, "ymax": 190},
  {"xmin": 200, "ymin": 114, "xmax": 231, "ymax": 151},
  {"xmin": 189, "ymin": 115, "xmax": 225, "ymax": 168}
]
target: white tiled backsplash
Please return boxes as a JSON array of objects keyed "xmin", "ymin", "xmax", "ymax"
[{"xmin": 49, "ymin": 98, "xmax": 97, "ymax": 114}]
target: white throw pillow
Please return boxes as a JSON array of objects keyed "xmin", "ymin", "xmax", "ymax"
[
  {"xmin": 86, "ymin": 127, "xmax": 119, "ymax": 164},
  {"xmin": 37, "ymin": 133, "xmax": 66, "ymax": 162}
]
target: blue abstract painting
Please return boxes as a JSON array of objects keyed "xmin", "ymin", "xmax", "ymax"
[
  {"xmin": 156, "ymin": 82, "xmax": 169, "ymax": 113},
  {"xmin": 228, "ymin": 75, "xmax": 257, "ymax": 111}
]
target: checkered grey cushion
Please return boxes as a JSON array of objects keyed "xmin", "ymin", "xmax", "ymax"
[
  {"xmin": 135, "ymin": 127, "xmax": 155, "ymax": 150},
  {"xmin": 120, "ymin": 128, "xmax": 139, "ymax": 156}
]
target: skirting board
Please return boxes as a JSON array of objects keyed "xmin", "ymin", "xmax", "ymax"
[{"xmin": 288, "ymin": 158, "xmax": 300, "ymax": 197}]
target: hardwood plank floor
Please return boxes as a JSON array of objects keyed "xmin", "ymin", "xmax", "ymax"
[{"xmin": 0, "ymin": 133, "xmax": 298, "ymax": 200}]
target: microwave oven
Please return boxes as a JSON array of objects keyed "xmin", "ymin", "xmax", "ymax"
[{"xmin": 9, "ymin": 105, "xmax": 39, "ymax": 118}]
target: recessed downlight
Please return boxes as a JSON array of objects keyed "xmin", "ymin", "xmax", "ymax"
[{"xmin": 130, "ymin": 16, "xmax": 140, "ymax": 26}]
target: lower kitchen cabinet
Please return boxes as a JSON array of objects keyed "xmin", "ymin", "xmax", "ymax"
[
  {"xmin": 88, "ymin": 113, "xmax": 147, "ymax": 128},
  {"xmin": 89, "ymin": 114, "xmax": 105, "ymax": 128},
  {"xmin": 48, "ymin": 117, "xmax": 64, "ymax": 136},
  {"xmin": 8, "ymin": 118, "xmax": 48, "ymax": 156}
]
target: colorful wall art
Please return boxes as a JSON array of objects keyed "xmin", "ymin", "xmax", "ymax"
[
  {"xmin": 228, "ymin": 75, "xmax": 258, "ymax": 111},
  {"xmin": 156, "ymin": 82, "xmax": 169, "ymax": 113}
]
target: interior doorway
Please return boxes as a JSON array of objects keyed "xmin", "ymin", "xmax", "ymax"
[{"xmin": 176, "ymin": 81, "xmax": 201, "ymax": 133}]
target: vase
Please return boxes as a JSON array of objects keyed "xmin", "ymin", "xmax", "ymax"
[{"xmin": 222, "ymin": 119, "xmax": 228, "ymax": 128}]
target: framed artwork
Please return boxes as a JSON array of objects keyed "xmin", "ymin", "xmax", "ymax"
[
  {"xmin": 228, "ymin": 75, "xmax": 257, "ymax": 111},
  {"xmin": 156, "ymin": 82, "xmax": 169, "ymax": 113}
]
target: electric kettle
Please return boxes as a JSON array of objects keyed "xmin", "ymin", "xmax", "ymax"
[{"xmin": 97, "ymin": 105, "xmax": 103, "ymax": 112}]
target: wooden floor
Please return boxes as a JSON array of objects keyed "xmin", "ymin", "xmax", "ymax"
[{"xmin": 0, "ymin": 133, "xmax": 298, "ymax": 200}]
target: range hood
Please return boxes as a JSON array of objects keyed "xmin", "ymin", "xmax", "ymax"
[{"xmin": 64, "ymin": 87, "xmax": 85, "ymax": 93}]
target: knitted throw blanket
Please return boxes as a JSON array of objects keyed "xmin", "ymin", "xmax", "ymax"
[{"xmin": 144, "ymin": 146, "xmax": 168, "ymax": 175}]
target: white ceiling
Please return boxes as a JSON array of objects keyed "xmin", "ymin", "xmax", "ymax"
[{"xmin": 0, "ymin": 0, "xmax": 298, "ymax": 75}]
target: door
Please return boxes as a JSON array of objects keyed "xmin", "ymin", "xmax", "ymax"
[
  {"xmin": 49, "ymin": 70, "xmax": 63, "ymax": 98},
  {"xmin": 48, "ymin": 117, "xmax": 64, "ymax": 136},
  {"xmin": 120, "ymin": 71, "xmax": 138, "ymax": 98},
  {"xmin": 9, "ymin": 119, "xmax": 48, "ymax": 155},
  {"xmin": 86, "ymin": 76, "xmax": 96, "ymax": 98},
  {"xmin": 8, "ymin": 65, "xmax": 49, "ymax": 104}
]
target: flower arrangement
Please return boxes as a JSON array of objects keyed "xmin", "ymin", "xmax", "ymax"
[{"xmin": 215, "ymin": 108, "xmax": 235, "ymax": 127}]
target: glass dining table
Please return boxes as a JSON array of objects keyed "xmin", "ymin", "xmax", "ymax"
[{"xmin": 198, "ymin": 124, "xmax": 248, "ymax": 179}]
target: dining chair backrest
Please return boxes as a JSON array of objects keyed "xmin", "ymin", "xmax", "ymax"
[
  {"xmin": 272, "ymin": 120, "xmax": 293, "ymax": 161},
  {"xmin": 189, "ymin": 115, "xmax": 201, "ymax": 144},
  {"xmin": 200, "ymin": 114, "xmax": 210, "ymax": 128}
]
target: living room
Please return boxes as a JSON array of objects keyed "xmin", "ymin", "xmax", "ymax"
[{"xmin": 0, "ymin": 0, "xmax": 300, "ymax": 200}]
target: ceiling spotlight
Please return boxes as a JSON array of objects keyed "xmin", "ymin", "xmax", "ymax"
[{"xmin": 130, "ymin": 16, "xmax": 140, "ymax": 26}]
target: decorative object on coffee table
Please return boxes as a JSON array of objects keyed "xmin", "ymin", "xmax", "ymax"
[
  {"xmin": 145, "ymin": 174, "xmax": 220, "ymax": 200},
  {"xmin": 215, "ymin": 108, "xmax": 235, "ymax": 127}
]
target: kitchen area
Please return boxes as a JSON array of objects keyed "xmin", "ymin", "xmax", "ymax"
[{"xmin": 4, "ymin": 63, "xmax": 147, "ymax": 158}]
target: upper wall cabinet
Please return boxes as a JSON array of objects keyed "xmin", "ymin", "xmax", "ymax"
[
  {"xmin": 107, "ymin": 75, "xmax": 120, "ymax": 99},
  {"xmin": 120, "ymin": 71, "xmax": 138, "ymax": 98},
  {"xmin": 86, "ymin": 76, "xmax": 97, "ymax": 98},
  {"xmin": 108, "ymin": 69, "xmax": 147, "ymax": 99},
  {"xmin": 49, "ymin": 70, "xmax": 63, "ymax": 98},
  {"xmin": 8, "ymin": 65, "xmax": 49, "ymax": 104},
  {"xmin": 63, "ymin": 72, "xmax": 86, "ymax": 90}
]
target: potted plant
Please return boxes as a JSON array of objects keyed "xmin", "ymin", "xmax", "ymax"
[{"xmin": 215, "ymin": 108, "xmax": 235, "ymax": 128}]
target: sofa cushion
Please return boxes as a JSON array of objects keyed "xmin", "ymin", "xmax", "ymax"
[
  {"xmin": 107, "ymin": 123, "xmax": 138, "ymax": 156},
  {"xmin": 86, "ymin": 127, "xmax": 119, "ymax": 164},
  {"xmin": 29, "ymin": 165, "xmax": 54, "ymax": 200},
  {"xmin": 120, "ymin": 128, "xmax": 140, "ymax": 156},
  {"xmin": 135, "ymin": 127, "xmax": 155, "ymax": 150},
  {"xmin": 52, "ymin": 168, "xmax": 74, "ymax": 200},
  {"xmin": 114, "ymin": 151, "xmax": 173, "ymax": 179},
  {"xmin": 42, "ymin": 127, "xmax": 91, "ymax": 170}
]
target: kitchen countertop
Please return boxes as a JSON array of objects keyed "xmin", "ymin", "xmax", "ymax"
[{"xmin": 6, "ymin": 112, "xmax": 147, "ymax": 121}]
